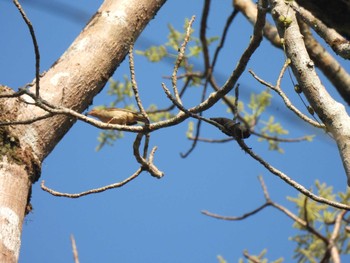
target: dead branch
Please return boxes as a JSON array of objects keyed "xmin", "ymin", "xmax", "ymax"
[
  {"xmin": 41, "ymin": 168, "xmax": 142, "ymax": 198},
  {"xmin": 13, "ymin": 0, "xmax": 41, "ymax": 97}
]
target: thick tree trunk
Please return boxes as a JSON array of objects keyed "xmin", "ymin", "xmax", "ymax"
[{"xmin": 0, "ymin": 0, "xmax": 166, "ymax": 261}]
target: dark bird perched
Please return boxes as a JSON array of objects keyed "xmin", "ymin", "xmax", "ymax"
[
  {"xmin": 210, "ymin": 117, "xmax": 251, "ymax": 139},
  {"xmin": 87, "ymin": 108, "xmax": 148, "ymax": 125}
]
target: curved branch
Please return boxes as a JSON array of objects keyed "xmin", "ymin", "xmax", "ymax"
[
  {"xmin": 248, "ymin": 69, "xmax": 325, "ymax": 129},
  {"xmin": 40, "ymin": 168, "xmax": 142, "ymax": 198},
  {"xmin": 236, "ymin": 138, "xmax": 350, "ymax": 210},
  {"xmin": 201, "ymin": 203, "xmax": 270, "ymax": 221},
  {"xmin": 13, "ymin": 0, "xmax": 41, "ymax": 97}
]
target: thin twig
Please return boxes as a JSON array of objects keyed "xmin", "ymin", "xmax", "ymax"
[
  {"xmin": 200, "ymin": 0, "xmax": 211, "ymax": 73},
  {"xmin": 13, "ymin": 0, "xmax": 41, "ymax": 97},
  {"xmin": 70, "ymin": 235, "xmax": 80, "ymax": 263},
  {"xmin": 41, "ymin": 169, "xmax": 142, "ymax": 198},
  {"xmin": 211, "ymin": 9, "xmax": 238, "ymax": 71},
  {"xmin": 203, "ymin": 176, "xmax": 331, "ymax": 242},
  {"xmin": 161, "ymin": 83, "xmax": 225, "ymax": 131},
  {"xmin": 251, "ymin": 130, "xmax": 313, "ymax": 143},
  {"xmin": 258, "ymin": 175, "xmax": 270, "ymax": 200},
  {"xmin": 0, "ymin": 88, "xmax": 26, "ymax": 98},
  {"xmin": 249, "ymin": 69, "xmax": 325, "ymax": 129},
  {"xmin": 235, "ymin": 138, "xmax": 350, "ymax": 210},
  {"xmin": 201, "ymin": 203, "xmax": 270, "ymax": 220},
  {"xmin": 188, "ymin": 136, "xmax": 234, "ymax": 143},
  {"xmin": 129, "ymin": 44, "xmax": 149, "ymax": 124},
  {"xmin": 276, "ymin": 58, "xmax": 290, "ymax": 89},
  {"xmin": 181, "ymin": 4, "xmax": 211, "ymax": 158},
  {"xmin": 0, "ymin": 113, "xmax": 53, "ymax": 126},
  {"xmin": 172, "ymin": 16, "xmax": 196, "ymax": 104},
  {"xmin": 133, "ymin": 133, "xmax": 163, "ymax": 178},
  {"xmin": 326, "ymin": 210, "xmax": 346, "ymax": 263}
]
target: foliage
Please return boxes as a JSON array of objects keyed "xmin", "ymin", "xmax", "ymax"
[
  {"xmin": 136, "ymin": 19, "xmax": 218, "ymax": 87},
  {"xmin": 288, "ymin": 181, "xmax": 350, "ymax": 262},
  {"xmin": 237, "ymin": 249, "xmax": 284, "ymax": 263}
]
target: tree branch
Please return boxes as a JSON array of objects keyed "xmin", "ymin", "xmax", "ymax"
[
  {"xmin": 13, "ymin": 0, "xmax": 41, "ymax": 97},
  {"xmin": 41, "ymin": 168, "xmax": 142, "ymax": 198},
  {"xmin": 269, "ymin": 0, "xmax": 350, "ymax": 186}
]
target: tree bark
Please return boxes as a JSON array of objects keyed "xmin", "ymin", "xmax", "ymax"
[
  {"xmin": 268, "ymin": 0, "xmax": 350, "ymax": 186},
  {"xmin": 0, "ymin": 0, "xmax": 166, "ymax": 261}
]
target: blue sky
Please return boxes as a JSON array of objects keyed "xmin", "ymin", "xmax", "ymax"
[{"xmin": 2, "ymin": 0, "xmax": 350, "ymax": 262}]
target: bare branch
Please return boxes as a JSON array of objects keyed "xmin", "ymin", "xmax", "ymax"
[
  {"xmin": 0, "ymin": 113, "xmax": 53, "ymax": 126},
  {"xmin": 236, "ymin": 0, "xmax": 350, "ymax": 106},
  {"xmin": 250, "ymin": 130, "xmax": 313, "ymax": 143},
  {"xmin": 161, "ymin": 83, "xmax": 225, "ymax": 131},
  {"xmin": 13, "ymin": 0, "xmax": 41, "ymax": 97},
  {"xmin": 258, "ymin": 175, "xmax": 270, "ymax": 200},
  {"xmin": 291, "ymin": 2, "xmax": 350, "ymax": 60},
  {"xmin": 128, "ymin": 44, "xmax": 149, "ymax": 124},
  {"xmin": 133, "ymin": 133, "xmax": 164, "ymax": 178},
  {"xmin": 234, "ymin": 0, "xmax": 281, "ymax": 48},
  {"xmin": 40, "ymin": 168, "xmax": 142, "ymax": 198},
  {"xmin": 235, "ymin": 138, "xmax": 350, "ymax": 210},
  {"xmin": 327, "ymin": 210, "xmax": 347, "ymax": 263},
  {"xmin": 211, "ymin": 9, "xmax": 238, "ymax": 71},
  {"xmin": 172, "ymin": 16, "xmax": 196, "ymax": 104},
  {"xmin": 200, "ymin": 0, "xmax": 211, "ymax": 73},
  {"xmin": 269, "ymin": 0, "xmax": 350, "ymax": 186},
  {"xmin": 248, "ymin": 69, "xmax": 325, "ymax": 129},
  {"xmin": 201, "ymin": 203, "xmax": 270, "ymax": 221},
  {"xmin": 188, "ymin": 136, "xmax": 234, "ymax": 143},
  {"xmin": 70, "ymin": 235, "xmax": 80, "ymax": 263}
]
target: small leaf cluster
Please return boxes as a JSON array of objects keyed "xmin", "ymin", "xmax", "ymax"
[
  {"xmin": 136, "ymin": 19, "xmax": 218, "ymax": 87},
  {"xmin": 238, "ymin": 249, "xmax": 283, "ymax": 263},
  {"xmin": 288, "ymin": 181, "xmax": 350, "ymax": 262}
]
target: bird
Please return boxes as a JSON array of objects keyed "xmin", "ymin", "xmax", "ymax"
[
  {"xmin": 87, "ymin": 107, "xmax": 148, "ymax": 125},
  {"xmin": 210, "ymin": 117, "xmax": 251, "ymax": 139}
]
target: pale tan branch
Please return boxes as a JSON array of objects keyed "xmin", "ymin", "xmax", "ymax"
[
  {"xmin": 291, "ymin": 2, "xmax": 350, "ymax": 60},
  {"xmin": 128, "ymin": 44, "xmax": 149, "ymax": 123},
  {"xmin": 328, "ymin": 210, "xmax": 347, "ymax": 263},
  {"xmin": 70, "ymin": 235, "xmax": 80, "ymax": 263},
  {"xmin": 172, "ymin": 15, "xmax": 196, "ymax": 104},
  {"xmin": 40, "ymin": 168, "xmax": 142, "ymax": 198},
  {"xmin": 248, "ymin": 69, "xmax": 324, "ymax": 129},
  {"xmin": 269, "ymin": 0, "xmax": 350, "ymax": 186},
  {"xmin": 161, "ymin": 83, "xmax": 225, "ymax": 131},
  {"xmin": 236, "ymin": 0, "xmax": 350, "ymax": 106},
  {"xmin": 297, "ymin": 20, "xmax": 350, "ymax": 106},
  {"xmin": 132, "ymin": 133, "xmax": 163, "ymax": 178}
]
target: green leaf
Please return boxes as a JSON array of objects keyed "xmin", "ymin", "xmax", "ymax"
[{"xmin": 95, "ymin": 130, "xmax": 123, "ymax": 151}]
